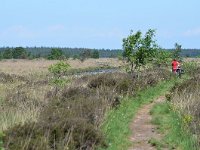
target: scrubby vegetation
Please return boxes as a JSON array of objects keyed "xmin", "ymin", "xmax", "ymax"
[
  {"xmin": 166, "ymin": 67, "xmax": 200, "ymax": 144},
  {"xmin": 1, "ymin": 66, "xmax": 172, "ymax": 149},
  {"xmin": 0, "ymin": 73, "xmax": 50, "ymax": 132}
]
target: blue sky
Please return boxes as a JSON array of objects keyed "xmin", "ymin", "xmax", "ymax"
[{"xmin": 0, "ymin": 0, "xmax": 200, "ymax": 49}]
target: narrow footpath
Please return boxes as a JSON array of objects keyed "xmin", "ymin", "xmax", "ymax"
[{"xmin": 128, "ymin": 96, "xmax": 166, "ymax": 150}]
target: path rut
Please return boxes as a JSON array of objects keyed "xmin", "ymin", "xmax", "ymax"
[{"xmin": 128, "ymin": 96, "xmax": 165, "ymax": 150}]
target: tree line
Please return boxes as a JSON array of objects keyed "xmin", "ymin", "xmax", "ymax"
[
  {"xmin": 0, "ymin": 43, "xmax": 200, "ymax": 61},
  {"xmin": 0, "ymin": 47, "xmax": 122, "ymax": 60}
]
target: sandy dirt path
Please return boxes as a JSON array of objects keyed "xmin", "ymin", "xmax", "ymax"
[{"xmin": 128, "ymin": 96, "xmax": 166, "ymax": 150}]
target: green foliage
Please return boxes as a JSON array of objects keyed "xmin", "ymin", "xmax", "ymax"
[
  {"xmin": 48, "ymin": 61, "xmax": 70, "ymax": 76},
  {"xmin": 12, "ymin": 47, "xmax": 28, "ymax": 59},
  {"xmin": 64, "ymin": 53, "xmax": 70, "ymax": 60},
  {"xmin": 117, "ymin": 52, "xmax": 123, "ymax": 60},
  {"xmin": 72, "ymin": 54, "xmax": 79, "ymax": 60},
  {"xmin": 80, "ymin": 49, "xmax": 92, "ymax": 61},
  {"xmin": 1, "ymin": 47, "xmax": 31, "ymax": 59},
  {"xmin": 154, "ymin": 50, "xmax": 172, "ymax": 67},
  {"xmin": 3, "ymin": 46, "xmax": 200, "ymax": 59},
  {"xmin": 91, "ymin": 50, "xmax": 100, "ymax": 59},
  {"xmin": 183, "ymin": 114, "xmax": 193, "ymax": 127},
  {"xmin": 123, "ymin": 29, "xmax": 159, "ymax": 72},
  {"xmin": 48, "ymin": 48, "xmax": 65, "ymax": 60},
  {"xmin": 3, "ymin": 49, "xmax": 13, "ymax": 59},
  {"xmin": 48, "ymin": 61, "xmax": 70, "ymax": 87},
  {"xmin": 172, "ymin": 43, "xmax": 182, "ymax": 60},
  {"xmin": 123, "ymin": 30, "xmax": 141, "ymax": 71},
  {"xmin": 0, "ymin": 52, "xmax": 3, "ymax": 60}
]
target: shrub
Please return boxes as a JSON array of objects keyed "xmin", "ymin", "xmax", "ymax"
[
  {"xmin": 88, "ymin": 74, "xmax": 117, "ymax": 88},
  {"xmin": 48, "ymin": 48, "xmax": 65, "ymax": 60},
  {"xmin": 48, "ymin": 61, "xmax": 70, "ymax": 87},
  {"xmin": 12, "ymin": 47, "xmax": 28, "ymax": 59},
  {"xmin": 3, "ymin": 120, "xmax": 106, "ymax": 150}
]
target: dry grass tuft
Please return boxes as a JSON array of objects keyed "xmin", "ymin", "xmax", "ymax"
[
  {"xmin": 168, "ymin": 69, "xmax": 200, "ymax": 140},
  {"xmin": 0, "ymin": 76, "xmax": 51, "ymax": 131}
]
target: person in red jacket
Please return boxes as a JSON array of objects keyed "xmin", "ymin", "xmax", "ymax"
[{"xmin": 172, "ymin": 59, "xmax": 178, "ymax": 73}]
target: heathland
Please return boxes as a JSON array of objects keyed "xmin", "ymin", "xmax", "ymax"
[
  {"xmin": 0, "ymin": 57, "xmax": 200, "ymax": 150},
  {"xmin": 1, "ymin": 29, "xmax": 200, "ymax": 149}
]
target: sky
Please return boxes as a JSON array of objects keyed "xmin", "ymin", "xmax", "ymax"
[{"xmin": 0, "ymin": 0, "xmax": 200, "ymax": 49}]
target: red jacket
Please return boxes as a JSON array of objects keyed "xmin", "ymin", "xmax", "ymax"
[{"xmin": 172, "ymin": 60, "xmax": 178, "ymax": 70}]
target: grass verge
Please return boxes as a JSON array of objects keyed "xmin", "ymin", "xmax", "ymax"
[
  {"xmin": 100, "ymin": 80, "xmax": 175, "ymax": 150},
  {"xmin": 150, "ymin": 102, "xmax": 199, "ymax": 150}
]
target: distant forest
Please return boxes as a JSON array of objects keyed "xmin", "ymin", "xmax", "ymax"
[
  {"xmin": 0, "ymin": 47, "xmax": 122, "ymax": 58},
  {"xmin": 0, "ymin": 47, "xmax": 200, "ymax": 59},
  {"xmin": 167, "ymin": 49, "xmax": 200, "ymax": 57}
]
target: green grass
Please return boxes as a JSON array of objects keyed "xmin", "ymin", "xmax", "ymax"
[
  {"xmin": 0, "ymin": 132, "xmax": 4, "ymax": 150},
  {"xmin": 150, "ymin": 102, "xmax": 199, "ymax": 150},
  {"xmin": 148, "ymin": 138, "xmax": 165, "ymax": 150},
  {"xmin": 100, "ymin": 80, "xmax": 175, "ymax": 150}
]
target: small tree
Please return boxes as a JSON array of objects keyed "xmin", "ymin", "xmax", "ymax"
[
  {"xmin": 0, "ymin": 52, "xmax": 3, "ymax": 60},
  {"xmin": 80, "ymin": 49, "xmax": 92, "ymax": 61},
  {"xmin": 12, "ymin": 47, "xmax": 28, "ymax": 59},
  {"xmin": 91, "ymin": 50, "xmax": 99, "ymax": 59},
  {"xmin": 65, "ymin": 53, "xmax": 70, "ymax": 60},
  {"xmin": 48, "ymin": 61, "xmax": 70, "ymax": 87},
  {"xmin": 3, "ymin": 49, "xmax": 13, "ymax": 59},
  {"xmin": 123, "ymin": 29, "xmax": 158, "ymax": 72},
  {"xmin": 73, "ymin": 54, "xmax": 79, "ymax": 60},
  {"xmin": 123, "ymin": 30, "xmax": 141, "ymax": 72},
  {"xmin": 154, "ymin": 50, "xmax": 172, "ymax": 67},
  {"xmin": 48, "ymin": 48, "xmax": 65, "ymax": 60},
  {"xmin": 172, "ymin": 43, "xmax": 182, "ymax": 60}
]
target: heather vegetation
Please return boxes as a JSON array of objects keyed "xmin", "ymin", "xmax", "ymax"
[{"xmin": 1, "ymin": 66, "xmax": 172, "ymax": 149}]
